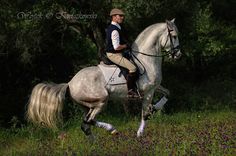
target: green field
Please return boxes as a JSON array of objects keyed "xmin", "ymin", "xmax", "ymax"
[{"xmin": 0, "ymin": 110, "xmax": 235, "ymax": 156}]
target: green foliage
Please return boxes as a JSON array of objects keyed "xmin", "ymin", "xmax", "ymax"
[
  {"xmin": 0, "ymin": 0, "xmax": 99, "ymax": 125},
  {"xmin": 190, "ymin": 3, "xmax": 234, "ymax": 57},
  {"xmin": 181, "ymin": 1, "xmax": 236, "ymax": 72},
  {"xmin": 161, "ymin": 62, "xmax": 236, "ymax": 113},
  {"xmin": 0, "ymin": 111, "xmax": 235, "ymax": 155}
]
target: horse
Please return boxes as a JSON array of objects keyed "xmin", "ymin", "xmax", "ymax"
[{"xmin": 26, "ymin": 19, "xmax": 181, "ymax": 137}]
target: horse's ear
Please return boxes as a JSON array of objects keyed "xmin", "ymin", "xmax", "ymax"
[
  {"xmin": 166, "ymin": 20, "xmax": 171, "ymax": 24},
  {"xmin": 166, "ymin": 19, "xmax": 175, "ymax": 24},
  {"xmin": 166, "ymin": 20, "xmax": 171, "ymax": 29},
  {"xmin": 171, "ymin": 18, "xmax": 175, "ymax": 23}
]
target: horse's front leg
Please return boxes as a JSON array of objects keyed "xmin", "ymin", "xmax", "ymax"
[
  {"xmin": 156, "ymin": 85, "xmax": 170, "ymax": 97},
  {"xmin": 152, "ymin": 85, "xmax": 169, "ymax": 112},
  {"xmin": 153, "ymin": 96, "xmax": 168, "ymax": 111},
  {"xmin": 137, "ymin": 89, "xmax": 155, "ymax": 137}
]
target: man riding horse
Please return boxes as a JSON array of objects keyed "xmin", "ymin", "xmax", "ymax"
[
  {"xmin": 105, "ymin": 8, "xmax": 139, "ymax": 98},
  {"xmin": 26, "ymin": 9, "xmax": 181, "ymax": 137}
]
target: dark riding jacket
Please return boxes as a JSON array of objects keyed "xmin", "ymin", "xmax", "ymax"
[{"xmin": 106, "ymin": 24, "xmax": 126, "ymax": 53}]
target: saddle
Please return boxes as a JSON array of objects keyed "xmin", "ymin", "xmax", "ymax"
[
  {"xmin": 99, "ymin": 54, "xmax": 143, "ymax": 98},
  {"xmin": 98, "ymin": 61, "xmax": 128, "ymax": 85},
  {"xmin": 98, "ymin": 50, "xmax": 138, "ymax": 88}
]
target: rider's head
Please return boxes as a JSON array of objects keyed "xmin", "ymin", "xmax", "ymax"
[{"xmin": 110, "ymin": 8, "xmax": 125, "ymax": 24}]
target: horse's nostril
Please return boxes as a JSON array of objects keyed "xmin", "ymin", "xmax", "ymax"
[{"xmin": 175, "ymin": 51, "xmax": 182, "ymax": 59}]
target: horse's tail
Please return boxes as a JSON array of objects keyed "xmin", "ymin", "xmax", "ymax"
[{"xmin": 26, "ymin": 82, "xmax": 68, "ymax": 129}]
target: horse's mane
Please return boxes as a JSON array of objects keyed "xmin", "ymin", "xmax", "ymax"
[{"xmin": 133, "ymin": 23, "xmax": 166, "ymax": 50}]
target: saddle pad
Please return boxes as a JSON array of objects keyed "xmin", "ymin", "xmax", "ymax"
[{"xmin": 98, "ymin": 64, "xmax": 126, "ymax": 85}]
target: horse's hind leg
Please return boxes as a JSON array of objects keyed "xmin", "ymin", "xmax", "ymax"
[
  {"xmin": 81, "ymin": 106, "xmax": 103, "ymax": 136},
  {"xmin": 87, "ymin": 107, "xmax": 102, "ymax": 122},
  {"xmin": 84, "ymin": 104, "xmax": 118, "ymax": 135},
  {"xmin": 94, "ymin": 120, "xmax": 118, "ymax": 135},
  {"xmin": 81, "ymin": 120, "xmax": 92, "ymax": 136},
  {"xmin": 81, "ymin": 107, "xmax": 93, "ymax": 136}
]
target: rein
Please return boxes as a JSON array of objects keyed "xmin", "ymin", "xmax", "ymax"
[{"xmin": 132, "ymin": 49, "xmax": 170, "ymax": 57}]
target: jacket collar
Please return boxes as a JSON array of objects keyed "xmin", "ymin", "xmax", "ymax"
[{"xmin": 111, "ymin": 21, "xmax": 121, "ymax": 30}]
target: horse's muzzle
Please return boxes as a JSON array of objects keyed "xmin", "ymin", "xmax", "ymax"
[{"xmin": 174, "ymin": 50, "xmax": 182, "ymax": 59}]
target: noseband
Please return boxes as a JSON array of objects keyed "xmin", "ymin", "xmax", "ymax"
[{"xmin": 165, "ymin": 26, "xmax": 180, "ymax": 58}]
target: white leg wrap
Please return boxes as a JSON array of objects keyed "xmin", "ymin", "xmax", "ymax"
[
  {"xmin": 137, "ymin": 119, "xmax": 146, "ymax": 137},
  {"xmin": 153, "ymin": 96, "xmax": 168, "ymax": 110},
  {"xmin": 95, "ymin": 121, "xmax": 114, "ymax": 132}
]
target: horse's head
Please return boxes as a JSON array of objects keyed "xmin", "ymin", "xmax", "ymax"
[{"xmin": 160, "ymin": 19, "xmax": 181, "ymax": 59}]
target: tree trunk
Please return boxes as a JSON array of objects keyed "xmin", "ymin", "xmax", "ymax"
[{"xmin": 92, "ymin": 26, "xmax": 105, "ymax": 61}]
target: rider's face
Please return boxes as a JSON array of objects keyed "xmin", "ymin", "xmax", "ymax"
[{"xmin": 113, "ymin": 14, "xmax": 124, "ymax": 24}]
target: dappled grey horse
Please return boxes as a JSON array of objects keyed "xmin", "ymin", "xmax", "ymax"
[{"xmin": 27, "ymin": 19, "xmax": 181, "ymax": 137}]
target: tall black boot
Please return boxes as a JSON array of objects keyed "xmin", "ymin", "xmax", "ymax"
[{"xmin": 127, "ymin": 72, "xmax": 139, "ymax": 98}]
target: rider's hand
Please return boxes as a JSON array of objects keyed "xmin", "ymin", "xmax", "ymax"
[{"xmin": 126, "ymin": 43, "xmax": 132, "ymax": 51}]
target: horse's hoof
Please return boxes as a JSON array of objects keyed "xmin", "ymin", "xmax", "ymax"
[
  {"xmin": 137, "ymin": 132, "xmax": 143, "ymax": 138},
  {"xmin": 111, "ymin": 129, "xmax": 119, "ymax": 135}
]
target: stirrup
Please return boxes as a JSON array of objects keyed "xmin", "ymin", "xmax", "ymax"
[{"xmin": 127, "ymin": 90, "xmax": 141, "ymax": 98}]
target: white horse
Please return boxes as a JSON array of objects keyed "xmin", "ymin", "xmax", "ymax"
[{"xmin": 26, "ymin": 19, "xmax": 181, "ymax": 137}]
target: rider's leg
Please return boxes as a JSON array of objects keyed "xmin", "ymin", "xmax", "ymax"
[
  {"xmin": 106, "ymin": 53, "xmax": 139, "ymax": 97},
  {"xmin": 127, "ymin": 72, "xmax": 139, "ymax": 98},
  {"xmin": 107, "ymin": 53, "xmax": 136, "ymax": 72}
]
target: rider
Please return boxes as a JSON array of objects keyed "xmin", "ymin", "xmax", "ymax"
[{"xmin": 106, "ymin": 8, "xmax": 139, "ymax": 98}]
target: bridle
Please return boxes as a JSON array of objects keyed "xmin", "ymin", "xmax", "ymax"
[
  {"xmin": 130, "ymin": 22, "xmax": 181, "ymax": 75},
  {"xmin": 131, "ymin": 23, "xmax": 180, "ymax": 58}
]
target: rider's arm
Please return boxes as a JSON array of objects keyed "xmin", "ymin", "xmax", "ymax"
[
  {"xmin": 115, "ymin": 44, "xmax": 127, "ymax": 51},
  {"xmin": 111, "ymin": 30, "xmax": 127, "ymax": 51}
]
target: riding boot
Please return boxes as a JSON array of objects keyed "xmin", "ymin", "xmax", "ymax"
[{"xmin": 127, "ymin": 72, "xmax": 139, "ymax": 98}]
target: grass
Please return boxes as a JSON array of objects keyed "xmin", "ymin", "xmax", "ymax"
[{"xmin": 0, "ymin": 110, "xmax": 235, "ymax": 156}]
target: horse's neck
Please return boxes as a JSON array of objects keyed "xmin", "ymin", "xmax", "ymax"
[
  {"xmin": 136, "ymin": 48, "xmax": 162, "ymax": 87},
  {"xmin": 133, "ymin": 23, "xmax": 166, "ymax": 89}
]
